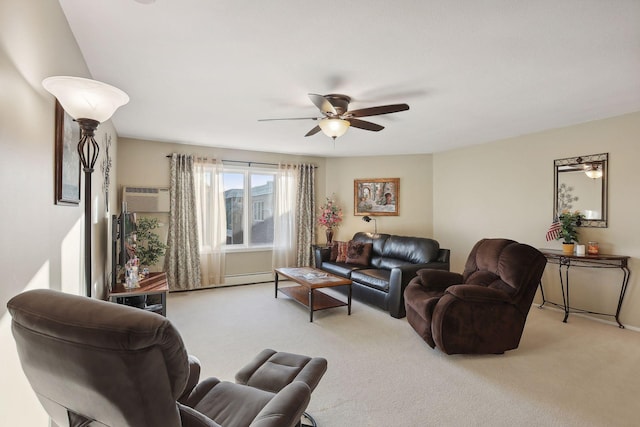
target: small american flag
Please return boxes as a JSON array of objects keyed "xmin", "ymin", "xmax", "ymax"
[{"xmin": 546, "ymin": 218, "xmax": 561, "ymax": 241}]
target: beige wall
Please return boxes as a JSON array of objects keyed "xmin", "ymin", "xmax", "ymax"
[
  {"xmin": 433, "ymin": 112, "xmax": 640, "ymax": 328},
  {"xmin": 323, "ymin": 154, "xmax": 434, "ymax": 242},
  {"xmin": 1, "ymin": 0, "xmax": 120, "ymax": 425},
  {"xmin": 116, "ymin": 137, "xmax": 326, "ymax": 278}
]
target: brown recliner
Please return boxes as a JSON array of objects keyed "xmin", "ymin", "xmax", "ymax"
[
  {"xmin": 7, "ymin": 289, "xmax": 312, "ymax": 427},
  {"xmin": 404, "ymin": 238, "xmax": 547, "ymax": 355}
]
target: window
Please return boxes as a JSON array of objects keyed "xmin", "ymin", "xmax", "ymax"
[{"xmin": 223, "ymin": 168, "xmax": 275, "ymax": 247}]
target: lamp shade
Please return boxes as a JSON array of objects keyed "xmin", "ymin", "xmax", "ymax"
[
  {"xmin": 42, "ymin": 76, "xmax": 129, "ymax": 123},
  {"xmin": 318, "ymin": 118, "xmax": 350, "ymax": 139}
]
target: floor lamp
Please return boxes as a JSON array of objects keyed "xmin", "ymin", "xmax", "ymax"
[{"xmin": 43, "ymin": 76, "xmax": 129, "ymax": 297}]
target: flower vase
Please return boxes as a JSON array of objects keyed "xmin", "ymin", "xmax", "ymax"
[{"xmin": 325, "ymin": 228, "xmax": 334, "ymax": 246}]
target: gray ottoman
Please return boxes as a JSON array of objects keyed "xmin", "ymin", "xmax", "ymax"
[{"xmin": 236, "ymin": 349, "xmax": 327, "ymax": 426}]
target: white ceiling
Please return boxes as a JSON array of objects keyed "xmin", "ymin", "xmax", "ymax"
[{"xmin": 57, "ymin": 0, "xmax": 640, "ymax": 158}]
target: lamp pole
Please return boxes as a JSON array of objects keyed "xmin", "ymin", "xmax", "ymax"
[{"xmin": 77, "ymin": 119, "xmax": 101, "ymax": 297}]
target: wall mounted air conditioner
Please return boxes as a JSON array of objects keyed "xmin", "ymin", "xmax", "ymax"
[{"xmin": 122, "ymin": 186, "xmax": 170, "ymax": 213}]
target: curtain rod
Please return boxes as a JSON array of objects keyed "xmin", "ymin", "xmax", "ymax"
[{"xmin": 165, "ymin": 155, "xmax": 317, "ymax": 168}]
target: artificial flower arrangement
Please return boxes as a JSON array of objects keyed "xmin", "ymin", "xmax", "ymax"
[{"xmin": 317, "ymin": 195, "xmax": 343, "ymax": 230}]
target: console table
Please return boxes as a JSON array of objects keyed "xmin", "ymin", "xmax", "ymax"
[
  {"xmin": 109, "ymin": 272, "xmax": 169, "ymax": 316},
  {"xmin": 539, "ymin": 249, "xmax": 630, "ymax": 328}
]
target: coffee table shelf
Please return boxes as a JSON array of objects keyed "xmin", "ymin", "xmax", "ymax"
[
  {"xmin": 279, "ymin": 285, "xmax": 347, "ymax": 310},
  {"xmin": 274, "ymin": 267, "xmax": 352, "ymax": 322}
]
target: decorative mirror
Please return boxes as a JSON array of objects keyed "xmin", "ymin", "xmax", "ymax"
[{"xmin": 554, "ymin": 153, "xmax": 608, "ymax": 228}]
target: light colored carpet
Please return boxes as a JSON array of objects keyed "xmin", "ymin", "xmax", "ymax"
[{"xmin": 167, "ymin": 282, "xmax": 640, "ymax": 427}]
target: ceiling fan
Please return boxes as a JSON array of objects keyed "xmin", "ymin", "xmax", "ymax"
[{"xmin": 259, "ymin": 93, "xmax": 410, "ymax": 140}]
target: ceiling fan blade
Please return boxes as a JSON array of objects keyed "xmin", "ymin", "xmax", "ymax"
[
  {"xmin": 348, "ymin": 118, "xmax": 384, "ymax": 132},
  {"xmin": 304, "ymin": 125, "xmax": 322, "ymax": 137},
  {"xmin": 347, "ymin": 103, "xmax": 410, "ymax": 118},
  {"xmin": 308, "ymin": 93, "xmax": 337, "ymax": 115},
  {"xmin": 258, "ymin": 117, "xmax": 319, "ymax": 121}
]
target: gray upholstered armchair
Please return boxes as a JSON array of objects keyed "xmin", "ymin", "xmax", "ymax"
[
  {"xmin": 404, "ymin": 238, "xmax": 547, "ymax": 355},
  {"xmin": 7, "ymin": 289, "xmax": 312, "ymax": 427}
]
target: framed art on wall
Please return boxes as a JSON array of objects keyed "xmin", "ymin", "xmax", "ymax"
[
  {"xmin": 54, "ymin": 101, "xmax": 81, "ymax": 205},
  {"xmin": 354, "ymin": 178, "xmax": 400, "ymax": 216}
]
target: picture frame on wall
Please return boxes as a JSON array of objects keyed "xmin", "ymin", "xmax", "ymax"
[
  {"xmin": 54, "ymin": 100, "xmax": 81, "ymax": 205},
  {"xmin": 354, "ymin": 178, "xmax": 400, "ymax": 216}
]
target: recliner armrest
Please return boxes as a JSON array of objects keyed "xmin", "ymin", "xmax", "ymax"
[
  {"xmin": 445, "ymin": 284, "xmax": 512, "ymax": 304},
  {"xmin": 415, "ymin": 269, "xmax": 464, "ymax": 290},
  {"xmin": 180, "ymin": 377, "xmax": 222, "ymax": 408},
  {"xmin": 178, "ymin": 355, "xmax": 202, "ymax": 404},
  {"xmin": 250, "ymin": 381, "xmax": 311, "ymax": 427},
  {"xmin": 178, "ymin": 403, "xmax": 221, "ymax": 427}
]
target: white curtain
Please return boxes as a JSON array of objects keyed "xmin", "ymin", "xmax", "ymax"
[
  {"xmin": 194, "ymin": 157, "xmax": 227, "ymax": 286},
  {"xmin": 272, "ymin": 163, "xmax": 297, "ymax": 268}
]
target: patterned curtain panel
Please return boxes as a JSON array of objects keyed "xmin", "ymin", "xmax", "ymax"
[
  {"xmin": 164, "ymin": 154, "xmax": 202, "ymax": 291},
  {"xmin": 272, "ymin": 163, "xmax": 297, "ymax": 268},
  {"xmin": 194, "ymin": 157, "xmax": 226, "ymax": 285},
  {"xmin": 295, "ymin": 164, "xmax": 316, "ymax": 266}
]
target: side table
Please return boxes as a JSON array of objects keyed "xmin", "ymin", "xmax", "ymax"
[
  {"xmin": 109, "ymin": 272, "xmax": 169, "ymax": 316},
  {"xmin": 538, "ymin": 249, "xmax": 630, "ymax": 328}
]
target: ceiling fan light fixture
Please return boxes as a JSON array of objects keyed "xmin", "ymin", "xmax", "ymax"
[
  {"xmin": 584, "ymin": 163, "xmax": 603, "ymax": 179},
  {"xmin": 319, "ymin": 118, "xmax": 350, "ymax": 140}
]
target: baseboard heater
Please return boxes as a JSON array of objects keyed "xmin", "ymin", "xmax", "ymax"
[{"xmin": 223, "ymin": 272, "xmax": 274, "ymax": 286}]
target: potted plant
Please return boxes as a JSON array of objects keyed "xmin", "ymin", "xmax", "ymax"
[
  {"xmin": 556, "ymin": 210, "xmax": 584, "ymax": 254},
  {"xmin": 134, "ymin": 217, "xmax": 168, "ymax": 269},
  {"xmin": 317, "ymin": 195, "xmax": 343, "ymax": 245}
]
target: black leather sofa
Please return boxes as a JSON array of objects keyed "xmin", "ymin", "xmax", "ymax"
[{"xmin": 314, "ymin": 232, "xmax": 450, "ymax": 318}]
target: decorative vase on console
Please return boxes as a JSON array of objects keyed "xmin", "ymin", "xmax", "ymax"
[
  {"xmin": 318, "ymin": 195, "xmax": 343, "ymax": 247},
  {"xmin": 326, "ymin": 228, "xmax": 334, "ymax": 246}
]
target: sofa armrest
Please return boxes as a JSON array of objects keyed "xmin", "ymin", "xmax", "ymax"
[
  {"xmin": 437, "ymin": 248, "xmax": 451, "ymax": 264},
  {"xmin": 313, "ymin": 245, "xmax": 331, "ymax": 268}
]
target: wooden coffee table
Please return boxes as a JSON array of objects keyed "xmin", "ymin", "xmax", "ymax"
[{"xmin": 274, "ymin": 267, "xmax": 352, "ymax": 322}]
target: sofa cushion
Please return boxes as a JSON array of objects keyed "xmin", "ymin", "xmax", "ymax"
[
  {"xmin": 346, "ymin": 241, "xmax": 373, "ymax": 266},
  {"xmin": 351, "ymin": 269, "xmax": 391, "ymax": 292},
  {"xmin": 320, "ymin": 262, "xmax": 364, "ymax": 278}
]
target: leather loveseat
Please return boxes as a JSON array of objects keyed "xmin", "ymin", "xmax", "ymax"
[{"xmin": 314, "ymin": 232, "xmax": 450, "ymax": 318}]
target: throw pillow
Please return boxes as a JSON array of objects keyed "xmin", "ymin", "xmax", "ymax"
[
  {"xmin": 346, "ymin": 241, "xmax": 373, "ymax": 266},
  {"xmin": 335, "ymin": 241, "xmax": 349, "ymax": 263},
  {"xmin": 329, "ymin": 242, "xmax": 339, "ymax": 262}
]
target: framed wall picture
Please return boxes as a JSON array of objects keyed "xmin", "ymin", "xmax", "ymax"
[
  {"xmin": 354, "ymin": 178, "xmax": 400, "ymax": 216},
  {"xmin": 54, "ymin": 101, "xmax": 81, "ymax": 205}
]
